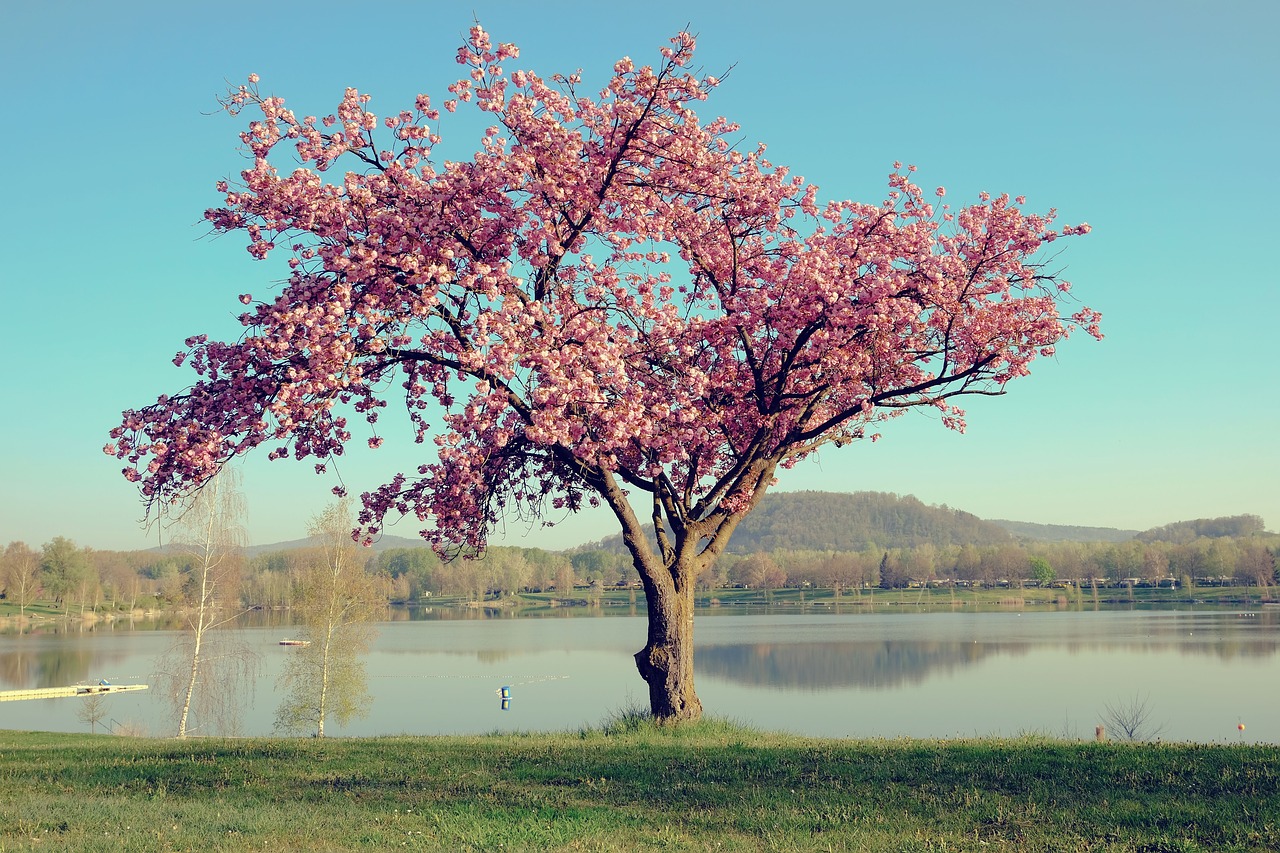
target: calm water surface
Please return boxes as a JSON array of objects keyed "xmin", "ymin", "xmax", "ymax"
[{"xmin": 2, "ymin": 608, "xmax": 1276, "ymax": 742}]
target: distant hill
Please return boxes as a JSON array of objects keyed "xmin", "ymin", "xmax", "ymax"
[
  {"xmin": 1134, "ymin": 514, "xmax": 1267, "ymax": 544},
  {"xmin": 990, "ymin": 519, "xmax": 1138, "ymax": 543},
  {"xmin": 189, "ymin": 504, "xmax": 1269, "ymax": 559},
  {"xmin": 585, "ymin": 491, "xmax": 1013, "ymax": 554},
  {"xmin": 146, "ymin": 533, "xmax": 428, "ymax": 560},
  {"xmin": 244, "ymin": 533, "xmax": 426, "ymax": 559},
  {"xmin": 728, "ymin": 491, "xmax": 1013, "ymax": 552}
]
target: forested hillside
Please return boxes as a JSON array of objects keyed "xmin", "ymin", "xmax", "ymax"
[
  {"xmin": 241, "ymin": 534, "xmax": 425, "ymax": 560},
  {"xmin": 587, "ymin": 491, "xmax": 1013, "ymax": 554},
  {"xmin": 726, "ymin": 492, "xmax": 1013, "ymax": 552},
  {"xmin": 990, "ymin": 520, "xmax": 1138, "ymax": 543},
  {"xmin": 1135, "ymin": 514, "xmax": 1266, "ymax": 544}
]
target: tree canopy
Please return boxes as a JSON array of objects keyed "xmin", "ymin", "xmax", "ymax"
[
  {"xmin": 107, "ymin": 25, "xmax": 1098, "ymax": 721},
  {"xmin": 108, "ymin": 25, "xmax": 1097, "ymax": 553}
]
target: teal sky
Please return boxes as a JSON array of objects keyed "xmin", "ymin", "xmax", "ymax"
[{"xmin": 2, "ymin": 0, "xmax": 1276, "ymax": 552}]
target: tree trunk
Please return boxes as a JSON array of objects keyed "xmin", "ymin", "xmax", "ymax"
[
  {"xmin": 635, "ymin": 572, "xmax": 702, "ymax": 723},
  {"xmin": 317, "ymin": 621, "xmax": 334, "ymax": 738},
  {"xmin": 586, "ymin": 464, "xmax": 757, "ymax": 726},
  {"xmin": 178, "ymin": 628, "xmax": 202, "ymax": 738},
  {"xmin": 178, "ymin": 568, "xmax": 211, "ymax": 738}
]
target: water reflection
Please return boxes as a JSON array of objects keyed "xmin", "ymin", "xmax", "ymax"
[
  {"xmin": 698, "ymin": 641, "xmax": 1008, "ymax": 690},
  {"xmin": 2, "ymin": 608, "xmax": 1278, "ymax": 742},
  {"xmin": 0, "ymin": 642, "xmax": 104, "ymax": 690},
  {"xmin": 695, "ymin": 610, "xmax": 1280, "ymax": 690}
]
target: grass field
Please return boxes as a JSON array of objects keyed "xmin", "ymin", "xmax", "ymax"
[{"xmin": 1, "ymin": 719, "xmax": 1277, "ymax": 851}]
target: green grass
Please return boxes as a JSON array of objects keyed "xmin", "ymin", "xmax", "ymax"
[
  {"xmin": 1, "ymin": 724, "xmax": 1276, "ymax": 851},
  {"xmin": 0, "ymin": 602, "xmax": 71, "ymax": 619}
]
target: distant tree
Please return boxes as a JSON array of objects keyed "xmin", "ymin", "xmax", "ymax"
[
  {"xmin": 953, "ymin": 544, "xmax": 983, "ymax": 586},
  {"xmin": 982, "ymin": 544, "xmax": 1027, "ymax": 587},
  {"xmin": 1029, "ymin": 556, "xmax": 1055, "ymax": 585},
  {"xmin": 275, "ymin": 500, "xmax": 383, "ymax": 738},
  {"xmin": 1047, "ymin": 542, "xmax": 1087, "ymax": 583},
  {"xmin": 40, "ymin": 537, "xmax": 90, "ymax": 615},
  {"xmin": 482, "ymin": 547, "xmax": 530, "ymax": 597},
  {"xmin": 75, "ymin": 694, "xmax": 109, "ymax": 734},
  {"xmin": 819, "ymin": 550, "xmax": 878, "ymax": 593},
  {"xmin": 1, "ymin": 542, "xmax": 42, "ymax": 616},
  {"xmin": 108, "ymin": 26, "xmax": 1097, "ymax": 723},
  {"xmin": 1238, "ymin": 544, "xmax": 1275, "ymax": 592},
  {"xmin": 901, "ymin": 543, "xmax": 939, "ymax": 586},
  {"xmin": 376, "ymin": 547, "xmax": 441, "ymax": 600},
  {"xmin": 1204, "ymin": 538, "xmax": 1240, "ymax": 581},
  {"xmin": 729, "ymin": 552, "xmax": 787, "ymax": 589},
  {"xmin": 694, "ymin": 558, "xmax": 724, "ymax": 591},
  {"xmin": 523, "ymin": 548, "xmax": 572, "ymax": 592},
  {"xmin": 1101, "ymin": 541, "xmax": 1142, "ymax": 581},
  {"xmin": 555, "ymin": 563, "xmax": 576, "ymax": 596},
  {"xmin": 1167, "ymin": 540, "xmax": 1205, "ymax": 580},
  {"xmin": 442, "ymin": 556, "xmax": 487, "ymax": 601},
  {"xmin": 144, "ymin": 558, "xmax": 189, "ymax": 607},
  {"xmin": 155, "ymin": 469, "xmax": 257, "ymax": 738},
  {"xmin": 571, "ymin": 549, "xmax": 627, "ymax": 586},
  {"xmin": 774, "ymin": 551, "xmax": 816, "ymax": 588},
  {"xmin": 244, "ymin": 550, "xmax": 295, "ymax": 608},
  {"xmin": 88, "ymin": 550, "xmax": 136, "ymax": 611},
  {"xmin": 1140, "ymin": 545, "xmax": 1169, "ymax": 586},
  {"xmin": 759, "ymin": 560, "xmax": 788, "ymax": 591},
  {"xmin": 878, "ymin": 552, "xmax": 910, "ymax": 589}
]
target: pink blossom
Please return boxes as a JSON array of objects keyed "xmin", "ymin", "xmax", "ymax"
[{"xmin": 113, "ymin": 21, "xmax": 1097, "ymax": 575}]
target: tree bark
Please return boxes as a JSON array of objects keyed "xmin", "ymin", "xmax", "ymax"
[
  {"xmin": 588, "ymin": 462, "xmax": 762, "ymax": 725},
  {"xmin": 178, "ymin": 560, "xmax": 212, "ymax": 738},
  {"xmin": 634, "ymin": 569, "xmax": 702, "ymax": 723}
]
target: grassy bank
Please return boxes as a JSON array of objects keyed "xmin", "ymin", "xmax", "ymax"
[
  {"xmin": 515, "ymin": 583, "xmax": 1276, "ymax": 613},
  {"xmin": 4, "ymin": 584, "xmax": 1272, "ymax": 626},
  {"xmin": 1, "ymin": 723, "xmax": 1277, "ymax": 851}
]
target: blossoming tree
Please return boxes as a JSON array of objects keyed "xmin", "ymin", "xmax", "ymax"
[{"xmin": 108, "ymin": 27, "xmax": 1099, "ymax": 722}]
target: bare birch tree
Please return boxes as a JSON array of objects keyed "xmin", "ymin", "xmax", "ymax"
[
  {"xmin": 1, "ymin": 542, "xmax": 42, "ymax": 617},
  {"xmin": 275, "ymin": 499, "xmax": 382, "ymax": 737},
  {"xmin": 155, "ymin": 468, "xmax": 257, "ymax": 737}
]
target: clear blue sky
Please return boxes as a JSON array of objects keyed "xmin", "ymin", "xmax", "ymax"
[{"xmin": 2, "ymin": 0, "xmax": 1276, "ymax": 552}]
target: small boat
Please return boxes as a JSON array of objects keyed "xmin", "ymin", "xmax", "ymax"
[{"xmin": 278, "ymin": 639, "xmax": 311, "ymax": 646}]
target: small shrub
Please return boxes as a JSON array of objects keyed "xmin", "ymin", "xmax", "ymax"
[{"xmin": 1100, "ymin": 692, "xmax": 1167, "ymax": 741}]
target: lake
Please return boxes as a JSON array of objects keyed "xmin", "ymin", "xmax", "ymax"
[{"xmin": 2, "ymin": 607, "xmax": 1276, "ymax": 742}]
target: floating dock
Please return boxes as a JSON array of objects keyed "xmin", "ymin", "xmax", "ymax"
[{"xmin": 0, "ymin": 683, "xmax": 149, "ymax": 702}]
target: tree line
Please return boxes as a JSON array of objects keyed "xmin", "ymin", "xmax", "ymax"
[
  {"xmin": 0, "ymin": 536, "xmax": 586, "ymax": 615},
  {"xmin": 712, "ymin": 534, "xmax": 1279, "ymax": 593},
  {"xmin": 4, "ymin": 527, "xmax": 1277, "ymax": 614}
]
